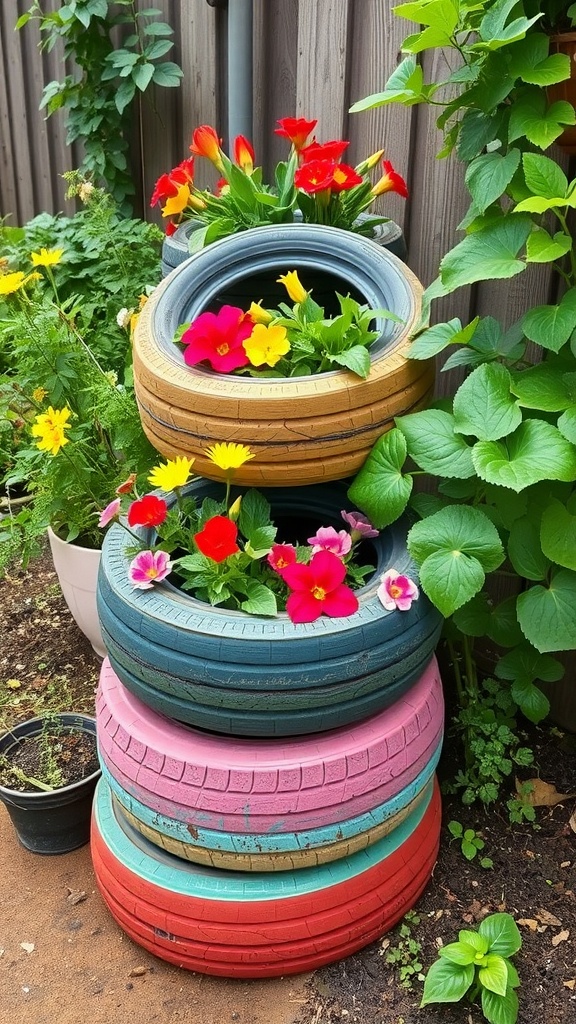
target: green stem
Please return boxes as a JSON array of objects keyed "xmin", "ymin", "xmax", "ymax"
[{"xmin": 447, "ymin": 638, "xmax": 465, "ymax": 705}]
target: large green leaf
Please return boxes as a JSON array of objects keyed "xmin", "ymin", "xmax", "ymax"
[
  {"xmin": 478, "ymin": 914, "xmax": 522, "ymax": 958},
  {"xmin": 488, "ymin": 596, "xmax": 524, "ymax": 647},
  {"xmin": 397, "ymin": 409, "xmax": 475, "ymax": 478},
  {"xmin": 507, "ymin": 515, "xmax": 551, "ymax": 580},
  {"xmin": 349, "ymin": 57, "xmax": 429, "ymax": 111},
  {"xmin": 525, "ymin": 227, "xmax": 572, "ymax": 264},
  {"xmin": 481, "ymin": 985, "xmax": 520, "ymax": 1024},
  {"xmin": 407, "ymin": 317, "xmax": 479, "ymax": 359},
  {"xmin": 439, "ymin": 940, "xmax": 481, "ymax": 966},
  {"xmin": 540, "ymin": 498, "xmax": 576, "ymax": 570},
  {"xmin": 522, "ymin": 288, "xmax": 576, "ymax": 352},
  {"xmin": 522, "ymin": 151, "xmax": 568, "ymax": 199},
  {"xmin": 509, "ymin": 90, "xmax": 576, "ymax": 149},
  {"xmin": 477, "ymin": 0, "xmax": 541, "ymax": 50},
  {"xmin": 510, "ymin": 361, "xmax": 574, "ymax": 411},
  {"xmin": 472, "ymin": 420, "xmax": 576, "ymax": 491},
  {"xmin": 479, "ymin": 954, "xmax": 509, "ymax": 997},
  {"xmin": 421, "ymin": 958, "xmax": 475, "ymax": 1006},
  {"xmin": 453, "ymin": 363, "xmax": 522, "ymax": 441},
  {"xmin": 439, "ymin": 217, "xmax": 531, "ymax": 292},
  {"xmin": 517, "ymin": 568, "xmax": 576, "ymax": 652},
  {"xmin": 419, "ymin": 548, "xmax": 486, "ymax": 616},
  {"xmin": 465, "ymin": 151, "xmax": 520, "ymax": 214},
  {"xmin": 347, "ymin": 428, "xmax": 412, "ymax": 529},
  {"xmin": 496, "ymin": 643, "xmax": 564, "ymax": 686},
  {"xmin": 510, "ymin": 679, "xmax": 550, "ymax": 724},
  {"xmin": 508, "ymin": 34, "xmax": 571, "ymax": 87},
  {"xmin": 558, "ymin": 406, "xmax": 576, "ymax": 444}
]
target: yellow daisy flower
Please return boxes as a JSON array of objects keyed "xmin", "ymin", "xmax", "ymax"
[
  {"xmin": 30, "ymin": 248, "xmax": 64, "ymax": 268},
  {"xmin": 277, "ymin": 270, "xmax": 308, "ymax": 304},
  {"xmin": 31, "ymin": 406, "xmax": 72, "ymax": 456},
  {"xmin": 205, "ymin": 442, "xmax": 255, "ymax": 472},
  {"xmin": 148, "ymin": 456, "xmax": 195, "ymax": 491},
  {"xmin": 248, "ymin": 301, "xmax": 273, "ymax": 325},
  {"xmin": 243, "ymin": 324, "xmax": 290, "ymax": 368},
  {"xmin": 32, "ymin": 387, "xmax": 48, "ymax": 403}
]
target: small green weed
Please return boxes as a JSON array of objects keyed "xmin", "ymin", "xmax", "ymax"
[
  {"xmin": 379, "ymin": 910, "xmax": 424, "ymax": 989},
  {"xmin": 448, "ymin": 820, "xmax": 494, "ymax": 869}
]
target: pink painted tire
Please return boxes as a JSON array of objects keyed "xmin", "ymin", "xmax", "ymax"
[
  {"xmin": 96, "ymin": 657, "xmax": 444, "ymax": 835},
  {"xmin": 91, "ymin": 777, "xmax": 441, "ymax": 977}
]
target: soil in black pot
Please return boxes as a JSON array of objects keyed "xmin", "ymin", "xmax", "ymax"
[{"xmin": 0, "ymin": 725, "xmax": 99, "ymax": 792}]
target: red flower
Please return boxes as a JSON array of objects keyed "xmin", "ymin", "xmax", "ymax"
[
  {"xmin": 190, "ymin": 125, "xmax": 223, "ymax": 169},
  {"xmin": 127, "ymin": 494, "xmax": 168, "ymax": 528},
  {"xmin": 150, "ymin": 162, "xmax": 195, "ymax": 208},
  {"xmin": 181, "ymin": 305, "xmax": 254, "ymax": 373},
  {"xmin": 194, "ymin": 515, "xmax": 240, "ymax": 562},
  {"xmin": 294, "ymin": 160, "xmax": 362, "ymax": 195},
  {"xmin": 275, "ymin": 117, "xmax": 317, "ymax": 150},
  {"xmin": 165, "ymin": 220, "xmax": 178, "ymax": 236},
  {"xmin": 282, "ymin": 550, "xmax": 359, "ymax": 624},
  {"xmin": 176, "ymin": 156, "xmax": 195, "ymax": 182},
  {"xmin": 371, "ymin": 160, "xmax": 408, "ymax": 199},
  {"xmin": 215, "ymin": 177, "xmax": 228, "ymax": 196},
  {"xmin": 233, "ymin": 135, "xmax": 255, "ymax": 174},
  {"xmin": 267, "ymin": 543, "xmax": 297, "ymax": 576},
  {"xmin": 301, "ymin": 140, "xmax": 349, "ymax": 163}
]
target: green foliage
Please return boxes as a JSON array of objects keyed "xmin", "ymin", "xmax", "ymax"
[
  {"xmin": 380, "ymin": 911, "xmax": 424, "ymax": 990},
  {"xmin": 447, "ymin": 820, "xmax": 494, "ymax": 868},
  {"xmin": 421, "ymin": 913, "xmax": 522, "ymax": 1024},
  {"xmin": 17, "ymin": 2, "xmax": 182, "ymax": 210}
]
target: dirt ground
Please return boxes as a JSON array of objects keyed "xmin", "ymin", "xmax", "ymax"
[{"xmin": 1, "ymin": 554, "xmax": 575, "ymax": 1024}]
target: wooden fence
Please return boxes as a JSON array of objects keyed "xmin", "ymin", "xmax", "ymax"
[{"xmin": 0, "ymin": 0, "xmax": 563, "ymax": 348}]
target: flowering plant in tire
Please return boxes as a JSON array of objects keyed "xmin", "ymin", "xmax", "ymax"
[
  {"xmin": 98, "ymin": 443, "xmax": 419, "ymax": 623},
  {"xmin": 177, "ymin": 270, "xmax": 401, "ymax": 379},
  {"xmin": 150, "ymin": 116, "xmax": 408, "ymax": 248}
]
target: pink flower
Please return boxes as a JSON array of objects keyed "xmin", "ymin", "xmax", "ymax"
[
  {"xmin": 98, "ymin": 498, "xmax": 121, "ymax": 528},
  {"xmin": 181, "ymin": 305, "xmax": 254, "ymax": 373},
  {"xmin": 377, "ymin": 569, "xmax": 419, "ymax": 611},
  {"xmin": 267, "ymin": 543, "xmax": 297, "ymax": 576},
  {"xmin": 307, "ymin": 526, "xmax": 352, "ymax": 557},
  {"xmin": 340, "ymin": 510, "xmax": 380, "ymax": 539},
  {"xmin": 128, "ymin": 550, "xmax": 173, "ymax": 590},
  {"xmin": 283, "ymin": 549, "xmax": 359, "ymax": 624}
]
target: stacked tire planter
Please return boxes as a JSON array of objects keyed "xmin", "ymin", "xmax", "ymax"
[{"xmin": 92, "ymin": 224, "xmax": 444, "ymax": 978}]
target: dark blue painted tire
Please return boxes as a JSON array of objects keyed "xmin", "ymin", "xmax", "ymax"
[{"xmin": 97, "ymin": 481, "xmax": 443, "ymax": 736}]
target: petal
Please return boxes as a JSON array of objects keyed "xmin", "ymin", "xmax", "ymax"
[
  {"xmin": 286, "ymin": 591, "xmax": 322, "ymax": 623},
  {"xmin": 377, "ymin": 583, "xmax": 397, "ymax": 611},
  {"xmin": 321, "ymin": 584, "xmax": 359, "ymax": 618},
  {"xmin": 281, "ymin": 561, "xmax": 315, "ymax": 591},
  {"xmin": 309, "ymin": 549, "xmax": 347, "ymax": 589}
]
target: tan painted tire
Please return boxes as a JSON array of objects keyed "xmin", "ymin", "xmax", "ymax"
[{"xmin": 133, "ymin": 224, "xmax": 431, "ymax": 486}]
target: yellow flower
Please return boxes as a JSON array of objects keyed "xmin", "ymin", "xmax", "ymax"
[
  {"xmin": 31, "ymin": 406, "xmax": 72, "ymax": 456},
  {"xmin": 148, "ymin": 456, "xmax": 195, "ymax": 491},
  {"xmin": 32, "ymin": 387, "xmax": 48, "ymax": 403},
  {"xmin": 277, "ymin": 270, "xmax": 308, "ymax": 304},
  {"xmin": 30, "ymin": 248, "xmax": 64, "ymax": 267},
  {"xmin": 162, "ymin": 183, "xmax": 191, "ymax": 218},
  {"xmin": 243, "ymin": 324, "xmax": 290, "ymax": 368},
  {"xmin": 0, "ymin": 272, "xmax": 26, "ymax": 296},
  {"xmin": 205, "ymin": 442, "xmax": 255, "ymax": 472},
  {"xmin": 248, "ymin": 301, "xmax": 273, "ymax": 325}
]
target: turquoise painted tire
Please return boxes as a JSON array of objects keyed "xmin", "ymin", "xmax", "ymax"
[
  {"xmin": 91, "ymin": 777, "xmax": 441, "ymax": 977},
  {"xmin": 97, "ymin": 481, "xmax": 443, "ymax": 736}
]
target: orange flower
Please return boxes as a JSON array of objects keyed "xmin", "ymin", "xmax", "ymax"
[
  {"xmin": 190, "ymin": 125, "xmax": 224, "ymax": 172},
  {"xmin": 371, "ymin": 160, "xmax": 408, "ymax": 199},
  {"xmin": 233, "ymin": 135, "xmax": 255, "ymax": 174}
]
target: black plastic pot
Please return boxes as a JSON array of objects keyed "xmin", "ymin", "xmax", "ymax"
[
  {"xmin": 161, "ymin": 215, "xmax": 408, "ymax": 277},
  {"xmin": 0, "ymin": 714, "xmax": 101, "ymax": 854}
]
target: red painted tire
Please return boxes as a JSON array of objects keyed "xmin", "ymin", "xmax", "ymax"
[
  {"xmin": 96, "ymin": 657, "xmax": 444, "ymax": 834},
  {"xmin": 91, "ymin": 777, "xmax": 441, "ymax": 977}
]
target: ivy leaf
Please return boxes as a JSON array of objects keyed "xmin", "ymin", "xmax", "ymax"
[
  {"xmin": 421, "ymin": 958, "xmax": 475, "ymax": 1006},
  {"xmin": 481, "ymin": 986, "xmax": 519, "ymax": 1024},
  {"xmin": 479, "ymin": 954, "xmax": 509, "ymax": 997},
  {"xmin": 397, "ymin": 409, "xmax": 475, "ymax": 478},
  {"xmin": 407, "ymin": 317, "xmax": 479, "ymax": 359},
  {"xmin": 347, "ymin": 428, "xmax": 412, "ymax": 529},
  {"xmin": 439, "ymin": 217, "xmax": 531, "ymax": 292},
  {"xmin": 517, "ymin": 568, "xmax": 576, "ymax": 652},
  {"xmin": 472, "ymin": 420, "xmax": 576, "ymax": 491},
  {"xmin": 453, "ymin": 363, "xmax": 522, "ymax": 441},
  {"xmin": 540, "ymin": 498, "xmax": 576, "ymax": 570},
  {"xmin": 478, "ymin": 914, "xmax": 522, "ymax": 958},
  {"xmin": 522, "ymin": 288, "xmax": 576, "ymax": 352},
  {"xmin": 507, "ymin": 516, "xmax": 551, "ymax": 580},
  {"xmin": 465, "ymin": 151, "xmax": 520, "ymax": 214}
]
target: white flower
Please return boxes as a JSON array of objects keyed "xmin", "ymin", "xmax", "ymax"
[
  {"xmin": 116, "ymin": 307, "xmax": 134, "ymax": 329},
  {"xmin": 78, "ymin": 182, "xmax": 95, "ymax": 203}
]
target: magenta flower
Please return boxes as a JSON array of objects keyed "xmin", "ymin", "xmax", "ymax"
[
  {"xmin": 341, "ymin": 509, "xmax": 380, "ymax": 539},
  {"xmin": 181, "ymin": 305, "xmax": 253, "ymax": 373},
  {"xmin": 128, "ymin": 550, "xmax": 173, "ymax": 590},
  {"xmin": 307, "ymin": 526, "xmax": 352, "ymax": 557},
  {"xmin": 377, "ymin": 569, "xmax": 419, "ymax": 611},
  {"xmin": 98, "ymin": 497, "xmax": 121, "ymax": 529},
  {"xmin": 267, "ymin": 543, "xmax": 297, "ymax": 576},
  {"xmin": 282, "ymin": 549, "xmax": 359, "ymax": 624}
]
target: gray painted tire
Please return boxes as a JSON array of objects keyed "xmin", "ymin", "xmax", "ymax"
[{"xmin": 97, "ymin": 480, "xmax": 443, "ymax": 736}]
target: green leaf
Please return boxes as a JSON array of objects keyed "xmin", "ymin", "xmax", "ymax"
[
  {"xmin": 525, "ymin": 227, "xmax": 572, "ymax": 264},
  {"xmin": 481, "ymin": 985, "xmax": 519, "ymax": 1024},
  {"xmin": 447, "ymin": 820, "xmax": 463, "ymax": 838},
  {"xmin": 477, "ymin": 0, "xmax": 541, "ymax": 50},
  {"xmin": 472, "ymin": 420, "xmax": 576, "ymax": 492},
  {"xmin": 453, "ymin": 363, "xmax": 522, "ymax": 441},
  {"xmin": 439, "ymin": 217, "xmax": 531, "ymax": 292},
  {"xmin": 453, "ymin": 593, "xmax": 492, "ymax": 637},
  {"xmin": 408, "ymin": 505, "xmax": 505, "ymax": 572},
  {"xmin": 419, "ymin": 549, "xmax": 486, "ymax": 617},
  {"xmin": 132, "ymin": 61, "xmax": 155, "ymax": 91},
  {"xmin": 479, "ymin": 954, "xmax": 509, "ymax": 997},
  {"xmin": 496, "ymin": 643, "xmax": 564, "ymax": 685},
  {"xmin": 509, "ymin": 91, "xmax": 576, "ymax": 149},
  {"xmin": 239, "ymin": 580, "xmax": 277, "ymax": 617},
  {"xmin": 465, "ymin": 151, "xmax": 520, "ymax": 214},
  {"xmin": 397, "ymin": 410, "xmax": 475, "ymax": 478},
  {"xmin": 522, "ymin": 151, "xmax": 568, "ymax": 199},
  {"xmin": 406, "ymin": 317, "xmax": 479, "ymax": 359},
  {"xmin": 329, "ymin": 345, "xmax": 371, "ymax": 378},
  {"xmin": 349, "ymin": 56, "xmax": 429, "ymax": 111},
  {"xmin": 151, "ymin": 61, "xmax": 183, "ymax": 86},
  {"xmin": 462, "ymin": 838, "xmax": 478, "ymax": 860},
  {"xmin": 507, "ymin": 516, "xmax": 551, "ymax": 580},
  {"xmin": 522, "ymin": 289, "xmax": 576, "ymax": 353},
  {"xmin": 238, "ymin": 488, "xmax": 272, "ymax": 539},
  {"xmin": 421, "ymin": 958, "xmax": 475, "ymax": 1006},
  {"xmin": 517, "ymin": 569, "xmax": 576, "ymax": 652},
  {"xmin": 558, "ymin": 406, "xmax": 576, "ymax": 444},
  {"xmin": 510, "ymin": 679, "xmax": 550, "ymax": 723},
  {"xmin": 540, "ymin": 499, "xmax": 576, "ymax": 570},
  {"xmin": 458, "ymin": 929, "xmax": 489, "ymax": 954},
  {"xmin": 510, "ymin": 361, "xmax": 574, "ymax": 411},
  {"xmin": 439, "ymin": 940, "xmax": 477, "ymax": 966},
  {"xmin": 347, "ymin": 428, "xmax": 412, "ymax": 529},
  {"xmin": 508, "ymin": 34, "xmax": 571, "ymax": 87},
  {"xmin": 488, "ymin": 596, "xmax": 524, "ymax": 647},
  {"xmin": 478, "ymin": 914, "xmax": 522, "ymax": 958}
]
